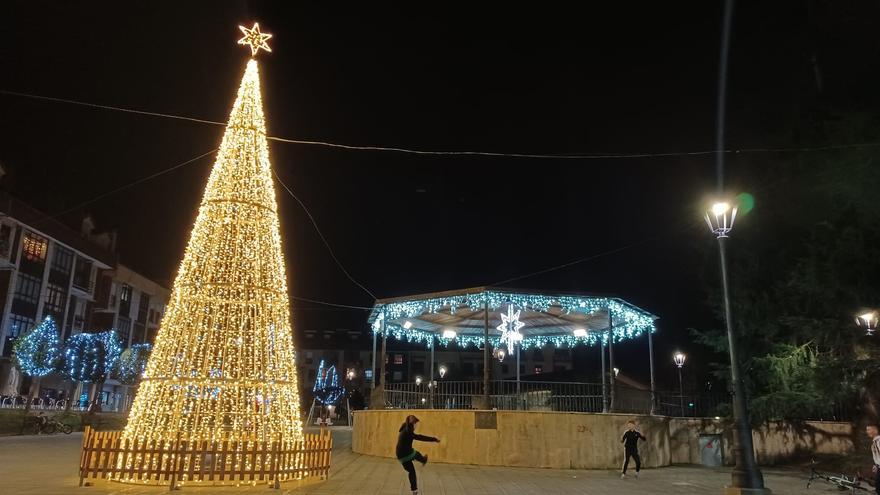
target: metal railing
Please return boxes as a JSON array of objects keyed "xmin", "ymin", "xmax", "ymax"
[
  {"xmin": 0, "ymin": 395, "xmax": 70, "ymax": 410},
  {"xmin": 384, "ymin": 381, "xmax": 732, "ymax": 416},
  {"xmin": 385, "ymin": 380, "xmax": 607, "ymax": 412}
]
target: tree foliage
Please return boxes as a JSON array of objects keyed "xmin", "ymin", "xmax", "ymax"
[
  {"xmin": 115, "ymin": 344, "xmax": 152, "ymax": 385},
  {"xmin": 62, "ymin": 330, "xmax": 123, "ymax": 383},
  {"xmin": 12, "ymin": 316, "xmax": 61, "ymax": 377},
  {"xmin": 692, "ymin": 111, "xmax": 880, "ymax": 422}
]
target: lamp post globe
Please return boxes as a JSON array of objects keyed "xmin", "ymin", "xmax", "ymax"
[
  {"xmin": 856, "ymin": 311, "xmax": 878, "ymax": 336},
  {"xmin": 673, "ymin": 352, "xmax": 686, "ymax": 415},
  {"xmin": 705, "ymin": 200, "xmax": 768, "ymax": 493},
  {"xmin": 674, "ymin": 352, "xmax": 686, "ymax": 368},
  {"xmin": 438, "ymin": 365, "xmax": 448, "ymax": 379}
]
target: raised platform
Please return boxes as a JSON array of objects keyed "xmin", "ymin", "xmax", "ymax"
[{"xmin": 352, "ymin": 409, "xmax": 853, "ymax": 470}]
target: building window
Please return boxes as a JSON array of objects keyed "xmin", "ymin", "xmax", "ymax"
[
  {"xmin": 392, "ymin": 371, "xmax": 402, "ymax": 382},
  {"xmin": 462, "ymin": 362, "xmax": 475, "ymax": 376},
  {"xmin": 73, "ymin": 257, "xmax": 93, "ymax": 291},
  {"xmin": 119, "ymin": 285, "xmax": 132, "ymax": 315},
  {"xmin": 118, "ymin": 317, "xmax": 132, "ymax": 346},
  {"xmin": 393, "ymin": 354, "xmax": 403, "ymax": 365},
  {"xmin": 365, "ymin": 369, "xmax": 373, "ymax": 380},
  {"xmin": 4, "ymin": 314, "xmax": 35, "ymax": 356},
  {"xmin": 137, "ymin": 293, "xmax": 150, "ymax": 323},
  {"xmin": 43, "ymin": 284, "xmax": 66, "ymax": 316},
  {"xmin": 0, "ymin": 224, "xmax": 12, "ymax": 259},
  {"xmin": 21, "ymin": 232, "xmax": 48, "ymax": 262},
  {"xmin": 14, "ymin": 273, "xmax": 41, "ymax": 304},
  {"xmin": 148, "ymin": 309, "xmax": 155, "ymax": 324},
  {"xmin": 51, "ymin": 246, "xmax": 74, "ymax": 274}
]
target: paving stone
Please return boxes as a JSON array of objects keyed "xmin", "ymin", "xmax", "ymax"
[{"xmin": 0, "ymin": 429, "xmax": 852, "ymax": 494}]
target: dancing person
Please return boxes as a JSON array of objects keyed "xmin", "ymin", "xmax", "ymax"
[
  {"xmin": 621, "ymin": 420, "xmax": 646, "ymax": 479},
  {"xmin": 396, "ymin": 415, "xmax": 440, "ymax": 495}
]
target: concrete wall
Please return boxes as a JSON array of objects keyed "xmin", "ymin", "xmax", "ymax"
[
  {"xmin": 354, "ymin": 410, "xmax": 854, "ymax": 470},
  {"xmin": 353, "ymin": 410, "xmax": 670, "ymax": 469},
  {"xmin": 669, "ymin": 418, "xmax": 855, "ymax": 466}
]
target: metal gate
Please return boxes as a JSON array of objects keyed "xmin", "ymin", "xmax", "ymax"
[{"xmin": 698, "ymin": 434, "xmax": 723, "ymax": 467}]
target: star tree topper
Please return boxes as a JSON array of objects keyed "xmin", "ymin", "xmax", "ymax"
[
  {"xmin": 497, "ymin": 305, "xmax": 525, "ymax": 355},
  {"xmin": 238, "ymin": 22, "xmax": 273, "ymax": 56}
]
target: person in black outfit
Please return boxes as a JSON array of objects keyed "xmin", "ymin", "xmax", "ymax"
[
  {"xmin": 396, "ymin": 415, "xmax": 440, "ymax": 495},
  {"xmin": 621, "ymin": 420, "xmax": 646, "ymax": 478}
]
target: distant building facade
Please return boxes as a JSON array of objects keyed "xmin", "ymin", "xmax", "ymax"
[
  {"xmin": 294, "ymin": 328, "xmax": 577, "ymax": 396},
  {"xmin": 0, "ymin": 193, "xmax": 169, "ymax": 411}
]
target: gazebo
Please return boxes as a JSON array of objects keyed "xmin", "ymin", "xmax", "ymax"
[{"xmin": 367, "ymin": 287, "xmax": 658, "ymax": 412}]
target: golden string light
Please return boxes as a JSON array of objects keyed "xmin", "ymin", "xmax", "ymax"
[
  {"xmin": 119, "ymin": 50, "xmax": 303, "ymax": 480},
  {"xmin": 237, "ymin": 23, "xmax": 272, "ymax": 56}
]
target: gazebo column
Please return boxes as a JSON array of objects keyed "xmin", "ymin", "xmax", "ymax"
[
  {"xmin": 377, "ymin": 318, "xmax": 388, "ymax": 406},
  {"xmin": 482, "ymin": 300, "xmax": 490, "ymax": 408},
  {"xmin": 648, "ymin": 326, "xmax": 656, "ymax": 415},
  {"xmin": 429, "ymin": 337, "xmax": 435, "ymax": 408},
  {"xmin": 601, "ymin": 334, "xmax": 608, "ymax": 413},
  {"xmin": 371, "ymin": 327, "xmax": 378, "ymax": 390},
  {"xmin": 608, "ymin": 312, "xmax": 616, "ymax": 412}
]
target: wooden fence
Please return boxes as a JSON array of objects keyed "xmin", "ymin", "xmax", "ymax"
[{"xmin": 79, "ymin": 426, "xmax": 332, "ymax": 489}]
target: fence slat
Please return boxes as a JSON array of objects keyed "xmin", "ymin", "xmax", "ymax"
[{"xmin": 78, "ymin": 429, "xmax": 333, "ymax": 487}]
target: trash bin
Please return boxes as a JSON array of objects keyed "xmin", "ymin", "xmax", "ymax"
[{"xmin": 699, "ymin": 434, "xmax": 723, "ymax": 467}]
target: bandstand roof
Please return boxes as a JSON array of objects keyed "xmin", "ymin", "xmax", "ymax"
[{"xmin": 367, "ymin": 287, "xmax": 657, "ymax": 349}]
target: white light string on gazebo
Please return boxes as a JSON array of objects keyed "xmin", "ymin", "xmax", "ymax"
[{"xmin": 369, "ymin": 289, "xmax": 656, "ymax": 350}]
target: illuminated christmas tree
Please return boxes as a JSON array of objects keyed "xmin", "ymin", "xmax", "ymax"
[
  {"xmin": 121, "ymin": 24, "xmax": 303, "ymax": 447},
  {"xmin": 313, "ymin": 360, "xmax": 344, "ymax": 405}
]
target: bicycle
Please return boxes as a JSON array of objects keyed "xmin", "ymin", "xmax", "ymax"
[
  {"xmin": 807, "ymin": 458, "xmax": 870, "ymax": 493},
  {"xmin": 29, "ymin": 416, "xmax": 74, "ymax": 435}
]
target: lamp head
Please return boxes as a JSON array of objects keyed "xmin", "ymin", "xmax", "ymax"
[{"xmin": 674, "ymin": 352, "xmax": 686, "ymax": 368}]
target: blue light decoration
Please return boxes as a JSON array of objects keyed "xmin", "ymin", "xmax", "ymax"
[
  {"xmin": 369, "ymin": 289, "xmax": 657, "ymax": 350},
  {"xmin": 62, "ymin": 330, "xmax": 123, "ymax": 383},
  {"xmin": 12, "ymin": 316, "xmax": 61, "ymax": 377},
  {"xmin": 115, "ymin": 343, "xmax": 152, "ymax": 385},
  {"xmin": 312, "ymin": 360, "xmax": 344, "ymax": 405}
]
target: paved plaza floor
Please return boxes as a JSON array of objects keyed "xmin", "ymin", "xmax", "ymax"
[{"xmin": 0, "ymin": 428, "xmax": 856, "ymax": 494}]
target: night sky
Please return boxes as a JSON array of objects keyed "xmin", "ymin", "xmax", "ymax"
[{"xmin": 2, "ymin": 1, "xmax": 878, "ymax": 389}]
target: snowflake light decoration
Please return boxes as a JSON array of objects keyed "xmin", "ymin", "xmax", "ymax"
[{"xmin": 497, "ymin": 305, "xmax": 525, "ymax": 356}]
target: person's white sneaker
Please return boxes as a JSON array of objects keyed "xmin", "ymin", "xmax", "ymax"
[
  {"xmin": 620, "ymin": 473, "xmax": 626, "ymax": 479},
  {"xmin": 635, "ymin": 472, "xmax": 640, "ymax": 479}
]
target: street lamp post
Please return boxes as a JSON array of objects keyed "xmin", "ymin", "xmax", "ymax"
[
  {"xmin": 856, "ymin": 311, "xmax": 878, "ymax": 336},
  {"xmin": 674, "ymin": 352, "xmax": 686, "ymax": 416},
  {"xmin": 705, "ymin": 201, "xmax": 769, "ymax": 494}
]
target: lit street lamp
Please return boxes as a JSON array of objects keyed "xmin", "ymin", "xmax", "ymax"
[
  {"xmin": 674, "ymin": 352, "xmax": 686, "ymax": 416},
  {"xmin": 438, "ymin": 365, "xmax": 448, "ymax": 379},
  {"xmin": 705, "ymin": 201, "xmax": 767, "ymax": 492},
  {"xmin": 494, "ymin": 347, "xmax": 506, "ymax": 362},
  {"xmin": 856, "ymin": 311, "xmax": 878, "ymax": 336},
  {"xmin": 414, "ymin": 376, "xmax": 422, "ymax": 386},
  {"xmin": 346, "ymin": 369, "xmax": 355, "ymax": 381}
]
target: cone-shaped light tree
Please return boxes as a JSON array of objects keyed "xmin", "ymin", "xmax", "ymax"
[{"xmin": 121, "ymin": 27, "xmax": 303, "ymax": 446}]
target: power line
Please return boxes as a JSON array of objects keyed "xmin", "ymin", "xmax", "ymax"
[
  {"xmin": 290, "ymin": 295, "xmax": 372, "ymax": 310},
  {"xmin": 490, "ymin": 222, "xmax": 704, "ymax": 287},
  {"xmin": 5, "ymin": 89, "xmax": 880, "ymax": 159},
  {"xmin": 273, "ymin": 169, "xmax": 377, "ymax": 301},
  {"xmin": 29, "ymin": 148, "xmax": 217, "ymax": 226}
]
